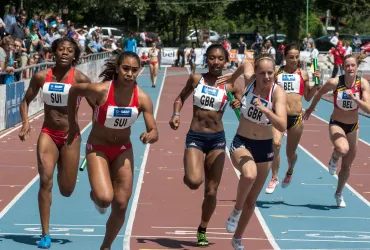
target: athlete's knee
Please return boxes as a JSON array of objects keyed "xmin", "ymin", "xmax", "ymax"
[
  {"xmin": 239, "ymin": 166, "xmax": 257, "ymax": 184},
  {"xmin": 273, "ymin": 139, "xmax": 282, "ymax": 152},
  {"xmin": 94, "ymin": 193, "xmax": 114, "ymax": 208},
  {"xmin": 335, "ymin": 143, "xmax": 349, "ymax": 156},
  {"xmin": 59, "ymin": 185, "xmax": 75, "ymax": 197},
  {"xmin": 114, "ymin": 195, "xmax": 131, "ymax": 212},
  {"xmin": 204, "ymin": 186, "xmax": 218, "ymax": 199},
  {"xmin": 183, "ymin": 175, "xmax": 203, "ymax": 190},
  {"xmin": 39, "ymin": 173, "xmax": 53, "ymax": 191}
]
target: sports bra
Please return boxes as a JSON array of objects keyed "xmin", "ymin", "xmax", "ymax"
[
  {"xmin": 150, "ymin": 49, "xmax": 158, "ymax": 57},
  {"xmin": 275, "ymin": 66, "xmax": 304, "ymax": 95},
  {"xmin": 240, "ymin": 81, "xmax": 276, "ymax": 126},
  {"xmin": 94, "ymin": 81, "xmax": 140, "ymax": 129},
  {"xmin": 193, "ymin": 74, "xmax": 228, "ymax": 112},
  {"xmin": 42, "ymin": 67, "xmax": 75, "ymax": 107},
  {"xmin": 334, "ymin": 75, "xmax": 362, "ymax": 111}
]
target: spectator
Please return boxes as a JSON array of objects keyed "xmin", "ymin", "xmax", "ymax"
[
  {"xmin": 37, "ymin": 14, "xmax": 47, "ymax": 37},
  {"xmin": 311, "ymin": 42, "xmax": 319, "ymax": 59},
  {"xmin": 0, "ymin": 36, "xmax": 15, "ymax": 84},
  {"xmin": 43, "ymin": 27, "xmax": 56, "ymax": 47},
  {"xmin": 353, "ymin": 33, "xmax": 361, "ymax": 53},
  {"xmin": 3, "ymin": 6, "xmax": 16, "ymax": 34},
  {"xmin": 140, "ymin": 52, "xmax": 149, "ymax": 66},
  {"xmin": 0, "ymin": 18, "xmax": 6, "ymax": 38},
  {"xmin": 236, "ymin": 36, "xmax": 247, "ymax": 67},
  {"xmin": 330, "ymin": 32, "xmax": 339, "ymax": 47},
  {"xmin": 344, "ymin": 41, "xmax": 352, "ymax": 55},
  {"xmin": 27, "ymin": 13, "xmax": 39, "ymax": 30},
  {"xmin": 9, "ymin": 14, "xmax": 26, "ymax": 39},
  {"xmin": 328, "ymin": 40, "xmax": 346, "ymax": 78},
  {"xmin": 303, "ymin": 33, "xmax": 314, "ymax": 50},
  {"xmin": 124, "ymin": 33, "xmax": 137, "ymax": 53},
  {"xmin": 265, "ymin": 39, "xmax": 276, "ymax": 59}
]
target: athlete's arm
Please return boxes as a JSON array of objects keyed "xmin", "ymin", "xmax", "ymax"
[
  {"xmin": 75, "ymin": 71, "xmax": 94, "ymax": 109},
  {"xmin": 19, "ymin": 71, "xmax": 44, "ymax": 141},
  {"xmin": 67, "ymin": 82, "xmax": 107, "ymax": 126},
  {"xmin": 302, "ymin": 69, "xmax": 319, "ymax": 102},
  {"xmin": 173, "ymin": 74, "xmax": 200, "ymax": 115},
  {"xmin": 303, "ymin": 78, "xmax": 337, "ymax": 120},
  {"xmin": 353, "ymin": 78, "xmax": 370, "ymax": 114},
  {"xmin": 260, "ymin": 86, "xmax": 287, "ymax": 132},
  {"xmin": 139, "ymin": 89, "xmax": 158, "ymax": 144}
]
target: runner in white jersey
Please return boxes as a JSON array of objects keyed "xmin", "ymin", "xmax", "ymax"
[
  {"xmin": 304, "ymin": 53, "xmax": 370, "ymax": 208},
  {"xmin": 19, "ymin": 37, "xmax": 92, "ymax": 249},
  {"xmin": 169, "ymin": 44, "xmax": 242, "ymax": 247},
  {"xmin": 266, "ymin": 43, "xmax": 320, "ymax": 194},
  {"xmin": 216, "ymin": 54, "xmax": 287, "ymax": 250},
  {"xmin": 66, "ymin": 51, "xmax": 158, "ymax": 250}
]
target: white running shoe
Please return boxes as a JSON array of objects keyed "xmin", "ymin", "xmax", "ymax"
[
  {"xmin": 335, "ymin": 193, "xmax": 346, "ymax": 208},
  {"xmin": 226, "ymin": 208, "xmax": 241, "ymax": 233},
  {"xmin": 232, "ymin": 237, "xmax": 244, "ymax": 250},
  {"xmin": 265, "ymin": 179, "xmax": 279, "ymax": 194},
  {"xmin": 328, "ymin": 153, "xmax": 338, "ymax": 175}
]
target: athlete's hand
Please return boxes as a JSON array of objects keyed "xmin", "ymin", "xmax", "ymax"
[
  {"xmin": 169, "ymin": 115, "xmax": 180, "ymax": 130},
  {"xmin": 313, "ymin": 70, "xmax": 321, "ymax": 80},
  {"xmin": 65, "ymin": 122, "xmax": 80, "ymax": 146},
  {"xmin": 215, "ymin": 73, "xmax": 234, "ymax": 87},
  {"xmin": 345, "ymin": 90, "xmax": 356, "ymax": 100},
  {"xmin": 253, "ymin": 95, "xmax": 267, "ymax": 113},
  {"xmin": 140, "ymin": 130, "xmax": 158, "ymax": 144},
  {"xmin": 303, "ymin": 107, "xmax": 316, "ymax": 121},
  {"xmin": 230, "ymin": 99, "xmax": 241, "ymax": 109},
  {"xmin": 18, "ymin": 122, "xmax": 31, "ymax": 142}
]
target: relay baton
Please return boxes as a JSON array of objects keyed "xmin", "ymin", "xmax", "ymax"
[
  {"xmin": 227, "ymin": 92, "xmax": 240, "ymax": 119},
  {"xmin": 79, "ymin": 157, "xmax": 87, "ymax": 171},
  {"xmin": 313, "ymin": 58, "xmax": 319, "ymax": 86}
]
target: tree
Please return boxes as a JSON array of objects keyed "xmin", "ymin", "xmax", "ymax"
[
  {"xmin": 226, "ymin": 0, "xmax": 307, "ymax": 43},
  {"xmin": 315, "ymin": 0, "xmax": 370, "ymax": 31}
]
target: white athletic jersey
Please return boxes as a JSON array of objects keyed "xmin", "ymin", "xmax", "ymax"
[
  {"xmin": 42, "ymin": 82, "xmax": 72, "ymax": 107},
  {"xmin": 151, "ymin": 49, "xmax": 159, "ymax": 57},
  {"xmin": 193, "ymin": 76, "xmax": 228, "ymax": 112},
  {"xmin": 334, "ymin": 76, "xmax": 362, "ymax": 111},
  {"xmin": 276, "ymin": 71, "xmax": 304, "ymax": 95},
  {"xmin": 240, "ymin": 82, "xmax": 276, "ymax": 126},
  {"xmin": 103, "ymin": 106, "xmax": 139, "ymax": 129}
]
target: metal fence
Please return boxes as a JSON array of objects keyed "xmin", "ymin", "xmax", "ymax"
[{"xmin": 0, "ymin": 51, "xmax": 112, "ymax": 84}]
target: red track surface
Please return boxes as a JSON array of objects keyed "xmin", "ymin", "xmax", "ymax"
[
  {"xmin": 0, "ymin": 100, "xmax": 92, "ymax": 213},
  {"xmin": 130, "ymin": 69, "xmax": 272, "ymax": 249}
]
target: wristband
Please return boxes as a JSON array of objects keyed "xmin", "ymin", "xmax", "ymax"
[{"xmin": 172, "ymin": 113, "xmax": 180, "ymax": 118}]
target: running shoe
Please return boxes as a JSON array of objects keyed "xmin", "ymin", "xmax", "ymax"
[
  {"xmin": 226, "ymin": 208, "xmax": 241, "ymax": 233},
  {"xmin": 335, "ymin": 193, "xmax": 346, "ymax": 208},
  {"xmin": 265, "ymin": 179, "xmax": 279, "ymax": 194},
  {"xmin": 329, "ymin": 153, "xmax": 338, "ymax": 175},
  {"xmin": 281, "ymin": 173, "xmax": 293, "ymax": 188},
  {"xmin": 38, "ymin": 234, "xmax": 51, "ymax": 249},
  {"xmin": 232, "ymin": 237, "xmax": 244, "ymax": 250},
  {"xmin": 197, "ymin": 231, "xmax": 209, "ymax": 246}
]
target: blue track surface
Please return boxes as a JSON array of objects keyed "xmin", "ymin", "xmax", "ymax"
[{"xmin": 0, "ymin": 67, "xmax": 165, "ymax": 250}]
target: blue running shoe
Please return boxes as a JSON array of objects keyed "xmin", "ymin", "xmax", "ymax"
[{"xmin": 38, "ymin": 234, "xmax": 51, "ymax": 249}]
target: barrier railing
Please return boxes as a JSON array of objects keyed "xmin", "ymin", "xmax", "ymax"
[
  {"xmin": 0, "ymin": 51, "xmax": 112, "ymax": 84},
  {"xmin": 0, "ymin": 51, "xmax": 112, "ymax": 132}
]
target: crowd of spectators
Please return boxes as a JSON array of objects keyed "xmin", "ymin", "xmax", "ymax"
[{"xmin": 0, "ymin": 6, "xmax": 120, "ymax": 84}]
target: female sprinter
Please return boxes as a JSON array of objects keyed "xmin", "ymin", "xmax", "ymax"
[
  {"xmin": 265, "ymin": 43, "xmax": 320, "ymax": 194},
  {"xmin": 304, "ymin": 53, "xmax": 370, "ymax": 208},
  {"xmin": 188, "ymin": 42, "xmax": 197, "ymax": 75},
  {"xmin": 169, "ymin": 44, "xmax": 242, "ymax": 246},
  {"xmin": 148, "ymin": 41, "xmax": 159, "ymax": 87},
  {"xmin": 18, "ymin": 37, "xmax": 90, "ymax": 249},
  {"xmin": 66, "ymin": 51, "xmax": 158, "ymax": 250},
  {"xmin": 217, "ymin": 54, "xmax": 286, "ymax": 250}
]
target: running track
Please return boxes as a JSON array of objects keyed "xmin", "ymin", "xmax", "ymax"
[{"xmin": 0, "ymin": 66, "xmax": 370, "ymax": 250}]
